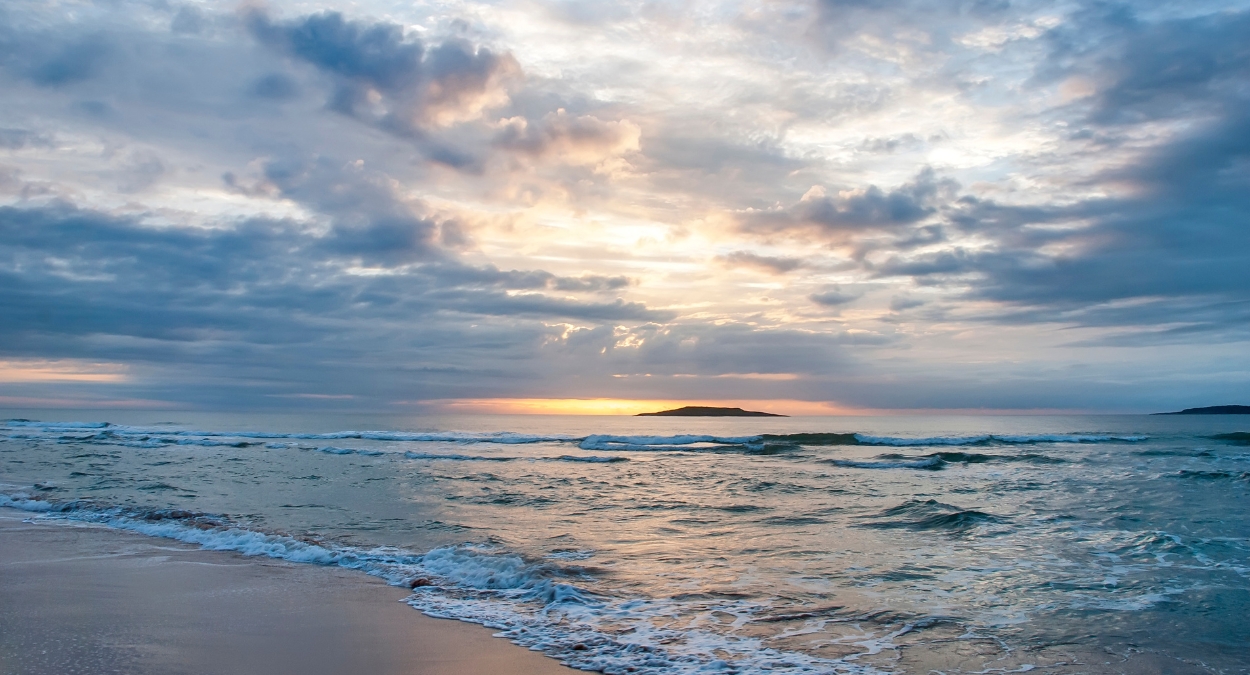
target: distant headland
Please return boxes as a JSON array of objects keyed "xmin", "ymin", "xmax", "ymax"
[
  {"xmin": 1153, "ymin": 405, "xmax": 1250, "ymax": 415},
  {"xmin": 636, "ymin": 406, "xmax": 787, "ymax": 417}
]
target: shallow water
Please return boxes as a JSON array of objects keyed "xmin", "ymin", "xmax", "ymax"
[{"xmin": 2, "ymin": 411, "xmax": 1248, "ymax": 674}]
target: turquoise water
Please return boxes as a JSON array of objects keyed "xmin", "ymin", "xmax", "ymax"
[{"xmin": 2, "ymin": 412, "xmax": 1247, "ymax": 674}]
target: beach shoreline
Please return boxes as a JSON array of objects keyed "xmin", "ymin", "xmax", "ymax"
[{"xmin": 0, "ymin": 514, "xmax": 580, "ymax": 675}]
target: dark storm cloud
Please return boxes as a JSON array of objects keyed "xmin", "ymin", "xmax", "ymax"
[
  {"xmin": 1037, "ymin": 5, "xmax": 1250, "ymax": 126},
  {"xmin": 977, "ymin": 10, "xmax": 1249, "ymax": 323},
  {"xmin": 769, "ymin": 4, "xmax": 1250, "ymax": 343},
  {"xmin": 874, "ymin": 116, "xmax": 1250, "ymax": 337},
  {"xmin": 253, "ymin": 156, "xmax": 441, "ymax": 266},
  {"xmin": 0, "ymin": 197, "xmax": 675, "ymax": 402},
  {"xmin": 745, "ymin": 168, "xmax": 957, "ymax": 236},
  {"xmin": 247, "ymin": 10, "xmax": 518, "ymax": 137},
  {"xmin": 247, "ymin": 11, "xmax": 426, "ymax": 92},
  {"xmin": 26, "ymin": 35, "xmax": 111, "ymax": 87}
]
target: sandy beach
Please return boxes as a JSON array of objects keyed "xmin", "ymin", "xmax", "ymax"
[{"xmin": 0, "ymin": 514, "xmax": 580, "ymax": 675}]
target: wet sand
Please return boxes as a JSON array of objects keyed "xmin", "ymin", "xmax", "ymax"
[{"xmin": 0, "ymin": 515, "xmax": 580, "ymax": 675}]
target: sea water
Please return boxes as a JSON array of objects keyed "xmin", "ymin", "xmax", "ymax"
[{"xmin": 1, "ymin": 411, "xmax": 1247, "ymax": 674}]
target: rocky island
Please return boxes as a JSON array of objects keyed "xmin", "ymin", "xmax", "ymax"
[
  {"xmin": 636, "ymin": 406, "xmax": 787, "ymax": 417},
  {"xmin": 1153, "ymin": 405, "xmax": 1250, "ymax": 415}
]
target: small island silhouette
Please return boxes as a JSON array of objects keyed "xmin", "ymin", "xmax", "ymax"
[
  {"xmin": 637, "ymin": 406, "xmax": 787, "ymax": 417},
  {"xmin": 1153, "ymin": 405, "xmax": 1250, "ymax": 415}
]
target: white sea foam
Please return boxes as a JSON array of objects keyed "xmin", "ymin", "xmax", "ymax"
[
  {"xmin": 831, "ymin": 457, "xmax": 944, "ymax": 469},
  {"xmin": 1, "ymin": 493, "xmax": 887, "ymax": 675},
  {"xmin": 852, "ymin": 433, "xmax": 1147, "ymax": 446},
  {"xmin": 177, "ymin": 438, "xmax": 258, "ymax": 447},
  {"xmin": 5, "ymin": 416, "xmax": 1243, "ymax": 674},
  {"xmin": 5, "ymin": 420, "xmax": 1148, "ymax": 456},
  {"xmin": 578, "ymin": 434, "xmax": 757, "ymax": 452},
  {"xmin": 5, "ymin": 420, "xmax": 111, "ymax": 429},
  {"xmin": 405, "ymin": 451, "xmax": 515, "ymax": 461},
  {"xmin": 0, "ymin": 492, "xmax": 55, "ymax": 511},
  {"xmin": 3, "ymin": 420, "xmax": 578, "ymax": 446}
]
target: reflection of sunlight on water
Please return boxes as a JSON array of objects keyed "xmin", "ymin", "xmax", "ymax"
[
  {"xmin": 421, "ymin": 398, "xmax": 850, "ymax": 415},
  {"xmin": 1, "ymin": 413, "xmax": 1248, "ymax": 673}
]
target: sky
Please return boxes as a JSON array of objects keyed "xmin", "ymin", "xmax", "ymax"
[{"xmin": 0, "ymin": 0, "xmax": 1248, "ymax": 414}]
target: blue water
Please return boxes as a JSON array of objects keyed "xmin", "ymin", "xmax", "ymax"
[{"xmin": 2, "ymin": 412, "xmax": 1248, "ymax": 674}]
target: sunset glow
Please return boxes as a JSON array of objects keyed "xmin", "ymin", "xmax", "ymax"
[
  {"xmin": 0, "ymin": 360, "xmax": 129, "ymax": 384},
  {"xmin": 0, "ymin": 0, "xmax": 1246, "ymax": 412},
  {"xmin": 428, "ymin": 398, "xmax": 856, "ymax": 416}
]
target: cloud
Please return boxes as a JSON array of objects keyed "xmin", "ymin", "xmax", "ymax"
[
  {"xmin": 1038, "ymin": 7, "xmax": 1250, "ymax": 126},
  {"xmin": 889, "ymin": 295, "xmax": 925, "ymax": 311},
  {"xmin": 809, "ymin": 287, "xmax": 862, "ymax": 307},
  {"xmin": 809, "ymin": 0, "xmax": 1013, "ymax": 56},
  {"xmin": 27, "ymin": 34, "xmax": 112, "ymax": 87},
  {"xmin": 1, "ymin": 0, "xmax": 1248, "ymax": 410},
  {"xmin": 0, "ymin": 128, "xmax": 52, "ymax": 150},
  {"xmin": 257, "ymin": 156, "xmax": 442, "ymax": 265},
  {"xmin": 170, "ymin": 6, "xmax": 208, "ymax": 35},
  {"xmin": 744, "ymin": 168, "xmax": 958, "ymax": 238},
  {"xmin": 540, "ymin": 321, "xmax": 853, "ymax": 390},
  {"xmin": 550, "ymin": 274, "xmax": 633, "ymax": 292},
  {"xmin": 716, "ymin": 251, "xmax": 805, "ymax": 274},
  {"xmin": 873, "ymin": 113, "xmax": 1250, "ymax": 337},
  {"xmin": 494, "ymin": 109, "xmax": 640, "ymax": 166},
  {"xmin": 0, "ymin": 199, "xmax": 679, "ymax": 406},
  {"xmin": 249, "ymin": 73, "xmax": 301, "ymax": 100},
  {"xmin": 247, "ymin": 10, "xmax": 519, "ymax": 132}
]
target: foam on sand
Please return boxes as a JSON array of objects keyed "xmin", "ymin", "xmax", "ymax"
[{"xmin": 0, "ymin": 491, "xmax": 889, "ymax": 675}]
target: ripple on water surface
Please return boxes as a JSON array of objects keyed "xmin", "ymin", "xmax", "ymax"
[{"xmin": 2, "ymin": 415, "xmax": 1249, "ymax": 674}]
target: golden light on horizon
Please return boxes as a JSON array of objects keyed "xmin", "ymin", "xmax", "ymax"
[
  {"xmin": 0, "ymin": 360, "xmax": 129, "ymax": 384},
  {"xmin": 427, "ymin": 398, "xmax": 862, "ymax": 416}
]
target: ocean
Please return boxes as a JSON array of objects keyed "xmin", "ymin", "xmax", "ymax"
[{"xmin": 2, "ymin": 411, "xmax": 1247, "ymax": 674}]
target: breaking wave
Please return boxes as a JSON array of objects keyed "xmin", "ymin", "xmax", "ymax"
[
  {"xmin": 576, "ymin": 432, "xmax": 1145, "ymax": 452},
  {"xmin": 3, "ymin": 420, "xmax": 577, "ymax": 445},
  {"xmin": 1, "ymin": 491, "xmax": 883, "ymax": 675},
  {"xmin": 850, "ymin": 433, "xmax": 1146, "ymax": 446},
  {"xmin": 5, "ymin": 420, "xmax": 1147, "ymax": 459}
]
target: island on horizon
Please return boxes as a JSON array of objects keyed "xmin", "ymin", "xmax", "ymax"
[
  {"xmin": 637, "ymin": 406, "xmax": 788, "ymax": 417},
  {"xmin": 1152, "ymin": 405, "xmax": 1250, "ymax": 415}
]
